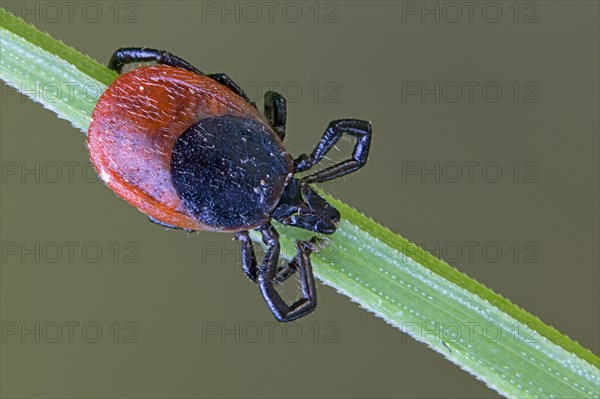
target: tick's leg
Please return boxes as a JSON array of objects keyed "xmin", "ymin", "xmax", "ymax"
[
  {"xmin": 147, "ymin": 216, "xmax": 196, "ymax": 233},
  {"xmin": 236, "ymin": 230, "xmax": 298, "ymax": 284},
  {"xmin": 208, "ymin": 73, "xmax": 256, "ymax": 108},
  {"xmin": 264, "ymin": 91, "xmax": 287, "ymax": 141},
  {"xmin": 147, "ymin": 216, "xmax": 179, "ymax": 229},
  {"xmin": 108, "ymin": 47, "xmax": 203, "ymax": 75},
  {"xmin": 235, "ymin": 231, "xmax": 258, "ymax": 283},
  {"xmin": 273, "ymin": 236, "xmax": 320, "ymax": 283},
  {"xmin": 258, "ymin": 223, "xmax": 317, "ymax": 322},
  {"xmin": 274, "ymin": 260, "xmax": 297, "ymax": 283},
  {"xmin": 294, "ymin": 119, "xmax": 372, "ymax": 183}
]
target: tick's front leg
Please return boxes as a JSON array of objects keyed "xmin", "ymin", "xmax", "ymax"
[
  {"xmin": 257, "ymin": 223, "xmax": 317, "ymax": 322},
  {"xmin": 235, "ymin": 231, "xmax": 258, "ymax": 283}
]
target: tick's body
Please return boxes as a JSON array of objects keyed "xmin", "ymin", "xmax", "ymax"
[
  {"xmin": 88, "ymin": 66, "xmax": 291, "ymax": 231},
  {"xmin": 88, "ymin": 48, "xmax": 372, "ymax": 321}
]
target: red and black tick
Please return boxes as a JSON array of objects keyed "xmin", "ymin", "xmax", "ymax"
[{"xmin": 87, "ymin": 47, "xmax": 372, "ymax": 321}]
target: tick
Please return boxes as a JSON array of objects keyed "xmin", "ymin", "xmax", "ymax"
[{"xmin": 87, "ymin": 48, "xmax": 372, "ymax": 321}]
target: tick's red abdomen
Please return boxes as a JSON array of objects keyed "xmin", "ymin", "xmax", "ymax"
[{"xmin": 87, "ymin": 65, "xmax": 282, "ymax": 231}]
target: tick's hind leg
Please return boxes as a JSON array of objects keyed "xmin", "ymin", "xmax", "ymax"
[
  {"xmin": 255, "ymin": 223, "xmax": 317, "ymax": 322},
  {"xmin": 147, "ymin": 216, "xmax": 187, "ymax": 231},
  {"xmin": 264, "ymin": 91, "xmax": 286, "ymax": 141},
  {"xmin": 108, "ymin": 47, "xmax": 203, "ymax": 75},
  {"xmin": 294, "ymin": 119, "xmax": 372, "ymax": 183},
  {"xmin": 208, "ymin": 73, "xmax": 256, "ymax": 108}
]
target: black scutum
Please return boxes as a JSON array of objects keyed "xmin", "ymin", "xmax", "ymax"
[{"xmin": 170, "ymin": 115, "xmax": 291, "ymax": 229}]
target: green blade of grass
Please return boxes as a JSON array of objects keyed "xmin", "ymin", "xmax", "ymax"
[
  {"xmin": 0, "ymin": 9, "xmax": 115, "ymax": 132},
  {"xmin": 2, "ymin": 9, "xmax": 598, "ymax": 399}
]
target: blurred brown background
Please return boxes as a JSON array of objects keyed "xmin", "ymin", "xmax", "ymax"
[{"xmin": 1, "ymin": 1, "xmax": 598, "ymax": 398}]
